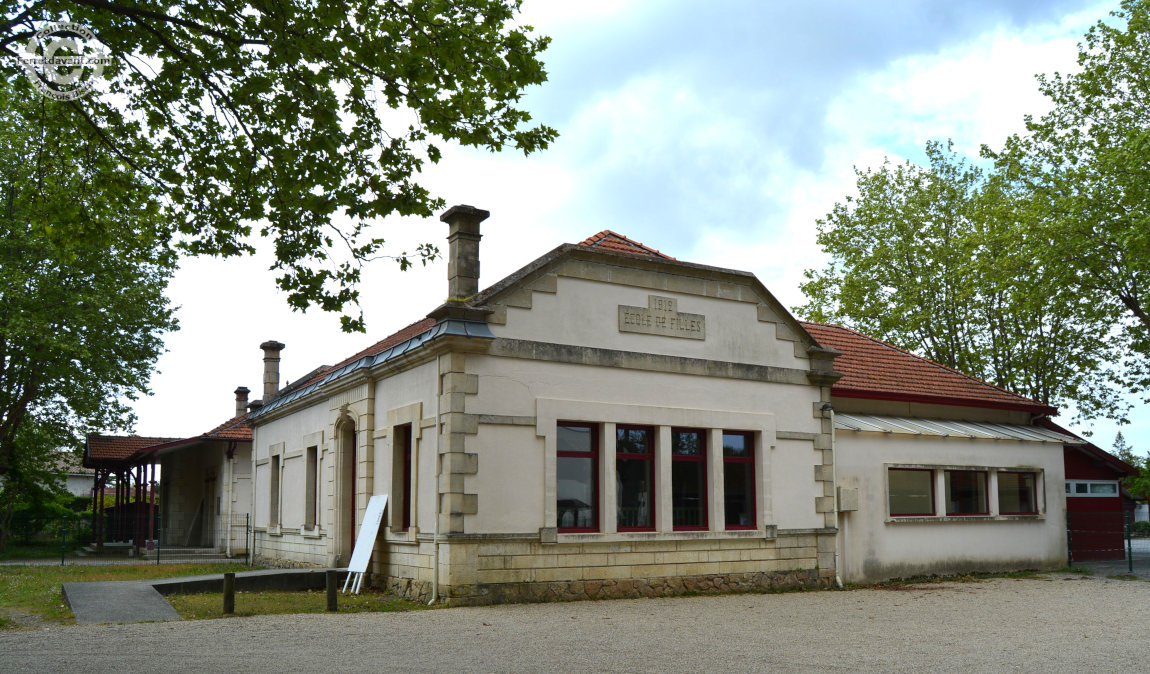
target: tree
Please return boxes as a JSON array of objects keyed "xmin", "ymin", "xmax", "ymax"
[
  {"xmin": 990, "ymin": 0, "xmax": 1150, "ymax": 403},
  {"xmin": 0, "ymin": 78, "xmax": 177, "ymax": 544},
  {"xmin": 1111, "ymin": 432, "xmax": 1150, "ymax": 501},
  {"xmin": 797, "ymin": 141, "xmax": 1124, "ymax": 419},
  {"xmin": 1, "ymin": 1, "xmax": 557, "ymax": 331}
]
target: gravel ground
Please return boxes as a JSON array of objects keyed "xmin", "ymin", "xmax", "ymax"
[{"xmin": 1, "ymin": 573, "xmax": 1147, "ymax": 672}]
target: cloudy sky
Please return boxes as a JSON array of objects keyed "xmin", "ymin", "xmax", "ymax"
[{"xmin": 130, "ymin": 0, "xmax": 1148, "ymax": 457}]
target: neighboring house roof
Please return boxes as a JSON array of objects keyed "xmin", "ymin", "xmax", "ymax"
[
  {"xmin": 48, "ymin": 450, "xmax": 94, "ymax": 476},
  {"xmin": 801, "ymin": 321, "xmax": 1055, "ymax": 415}
]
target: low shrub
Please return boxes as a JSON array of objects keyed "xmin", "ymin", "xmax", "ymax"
[{"xmin": 1133, "ymin": 520, "xmax": 1150, "ymax": 537}]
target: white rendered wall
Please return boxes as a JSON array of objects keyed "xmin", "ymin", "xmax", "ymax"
[{"xmin": 835, "ymin": 431, "xmax": 1067, "ymax": 583}]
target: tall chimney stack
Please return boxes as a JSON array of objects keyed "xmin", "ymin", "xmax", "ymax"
[
  {"xmin": 260, "ymin": 340, "xmax": 285, "ymax": 401},
  {"xmin": 441, "ymin": 205, "xmax": 489, "ymax": 300},
  {"xmin": 234, "ymin": 386, "xmax": 250, "ymax": 417}
]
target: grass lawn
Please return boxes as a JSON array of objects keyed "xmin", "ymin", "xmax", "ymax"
[
  {"xmin": 168, "ymin": 589, "xmax": 434, "ymax": 619},
  {"xmin": 0, "ymin": 563, "xmax": 256, "ymax": 629}
]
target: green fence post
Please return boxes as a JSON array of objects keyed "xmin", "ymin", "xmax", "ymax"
[
  {"xmin": 60, "ymin": 520, "xmax": 66, "ymax": 567},
  {"xmin": 1128, "ymin": 510, "xmax": 1134, "ymax": 575}
]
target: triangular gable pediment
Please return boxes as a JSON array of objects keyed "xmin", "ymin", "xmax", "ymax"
[{"xmin": 468, "ymin": 239, "xmax": 829, "ymax": 365}]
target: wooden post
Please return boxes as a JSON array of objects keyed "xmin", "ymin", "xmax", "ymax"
[
  {"xmin": 326, "ymin": 570, "xmax": 338, "ymax": 612},
  {"xmin": 223, "ymin": 572, "xmax": 235, "ymax": 614}
]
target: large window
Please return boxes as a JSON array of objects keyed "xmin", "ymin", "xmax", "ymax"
[
  {"xmin": 945, "ymin": 470, "xmax": 988, "ymax": 515},
  {"xmin": 722, "ymin": 431, "xmax": 755, "ymax": 530},
  {"xmin": 888, "ymin": 468, "xmax": 934, "ymax": 516},
  {"xmin": 998, "ymin": 472, "xmax": 1037, "ymax": 514},
  {"xmin": 557, "ymin": 422, "xmax": 598, "ymax": 532},
  {"xmin": 616, "ymin": 425, "xmax": 655, "ymax": 531},
  {"xmin": 671, "ymin": 428, "xmax": 707, "ymax": 530}
]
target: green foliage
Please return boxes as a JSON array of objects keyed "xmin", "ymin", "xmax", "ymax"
[
  {"xmin": 1110, "ymin": 432, "xmax": 1150, "ymax": 499},
  {"xmin": 1, "ymin": 1, "xmax": 557, "ymax": 331},
  {"xmin": 1133, "ymin": 520, "xmax": 1150, "ymax": 537},
  {"xmin": 988, "ymin": 0, "xmax": 1150, "ymax": 408},
  {"xmin": 801, "ymin": 1, "xmax": 1150, "ymax": 422},
  {"xmin": 798, "ymin": 141, "xmax": 1121, "ymax": 419},
  {"xmin": 0, "ymin": 80, "xmax": 176, "ymax": 549}
]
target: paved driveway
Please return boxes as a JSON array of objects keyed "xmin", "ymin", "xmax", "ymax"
[{"xmin": 1, "ymin": 573, "xmax": 1147, "ymax": 672}]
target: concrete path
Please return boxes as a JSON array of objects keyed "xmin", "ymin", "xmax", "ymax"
[
  {"xmin": 62, "ymin": 581, "xmax": 181, "ymax": 624},
  {"xmin": 60, "ymin": 568, "xmax": 342, "ymax": 624}
]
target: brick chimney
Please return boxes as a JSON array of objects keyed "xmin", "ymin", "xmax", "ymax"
[
  {"xmin": 234, "ymin": 386, "xmax": 250, "ymax": 417},
  {"xmin": 260, "ymin": 340, "xmax": 285, "ymax": 401},
  {"xmin": 441, "ymin": 204, "xmax": 489, "ymax": 301}
]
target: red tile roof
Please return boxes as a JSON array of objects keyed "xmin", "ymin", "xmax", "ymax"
[
  {"xmin": 202, "ymin": 413, "xmax": 252, "ymax": 441},
  {"xmin": 578, "ymin": 231, "xmax": 675, "ymax": 260},
  {"xmin": 801, "ymin": 321, "xmax": 1054, "ymax": 414},
  {"xmin": 86, "ymin": 435, "xmax": 180, "ymax": 463}
]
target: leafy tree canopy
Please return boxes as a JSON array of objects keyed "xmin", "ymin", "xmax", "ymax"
[
  {"xmin": 798, "ymin": 141, "xmax": 1124, "ymax": 420},
  {"xmin": 800, "ymin": 0, "xmax": 1150, "ymax": 423},
  {"xmin": 0, "ymin": 79, "xmax": 176, "ymax": 526},
  {"xmin": 1, "ymin": 0, "xmax": 557, "ymax": 331},
  {"xmin": 990, "ymin": 0, "xmax": 1150, "ymax": 401}
]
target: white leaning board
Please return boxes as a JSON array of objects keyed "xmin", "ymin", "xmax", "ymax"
[{"xmin": 348, "ymin": 494, "xmax": 388, "ymax": 573}]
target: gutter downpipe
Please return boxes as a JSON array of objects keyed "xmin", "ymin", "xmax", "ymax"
[
  {"xmin": 429, "ymin": 371, "xmax": 442, "ymax": 606},
  {"xmin": 824, "ymin": 403, "xmax": 844, "ymax": 589}
]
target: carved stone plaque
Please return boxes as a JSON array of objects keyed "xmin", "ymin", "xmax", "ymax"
[{"xmin": 618, "ymin": 295, "xmax": 705, "ymax": 340}]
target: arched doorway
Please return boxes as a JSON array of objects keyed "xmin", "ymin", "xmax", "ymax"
[{"xmin": 338, "ymin": 420, "xmax": 357, "ymax": 564}]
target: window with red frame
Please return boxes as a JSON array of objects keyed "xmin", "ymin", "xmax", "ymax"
[
  {"xmin": 616, "ymin": 425, "xmax": 655, "ymax": 531},
  {"xmin": 557, "ymin": 422, "xmax": 598, "ymax": 532},
  {"xmin": 945, "ymin": 470, "xmax": 988, "ymax": 515},
  {"xmin": 672, "ymin": 428, "xmax": 707, "ymax": 530},
  {"xmin": 888, "ymin": 468, "xmax": 934, "ymax": 516},
  {"xmin": 722, "ymin": 431, "xmax": 755, "ymax": 529},
  {"xmin": 998, "ymin": 471, "xmax": 1037, "ymax": 514}
]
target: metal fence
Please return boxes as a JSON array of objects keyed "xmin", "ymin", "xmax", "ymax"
[
  {"xmin": 0, "ymin": 511, "xmax": 251, "ymax": 566},
  {"xmin": 1067, "ymin": 510, "xmax": 1150, "ymax": 576},
  {"xmin": 0, "ymin": 512, "xmax": 93, "ymax": 564}
]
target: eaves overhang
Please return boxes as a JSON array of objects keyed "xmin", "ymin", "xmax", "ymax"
[{"xmin": 248, "ymin": 319, "xmax": 495, "ymax": 423}]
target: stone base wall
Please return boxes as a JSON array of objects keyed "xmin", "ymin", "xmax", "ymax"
[
  {"xmin": 468, "ymin": 568, "xmax": 831, "ymax": 605},
  {"xmin": 384, "ymin": 576, "xmax": 435, "ymax": 602},
  {"xmin": 369, "ymin": 530, "xmax": 835, "ymax": 605},
  {"xmin": 253, "ymin": 530, "xmax": 331, "ymax": 567}
]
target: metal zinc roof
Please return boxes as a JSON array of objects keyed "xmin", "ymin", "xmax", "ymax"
[
  {"xmin": 251, "ymin": 319, "xmax": 494, "ymax": 419},
  {"xmin": 834, "ymin": 413, "xmax": 1082, "ymax": 444}
]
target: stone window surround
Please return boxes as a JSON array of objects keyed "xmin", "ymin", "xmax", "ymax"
[
  {"xmin": 382, "ymin": 401, "xmax": 425, "ymax": 541},
  {"xmin": 268, "ymin": 442, "xmax": 284, "ymax": 534},
  {"xmin": 302, "ymin": 430, "xmax": 324, "ymax": 535},
  {"xmin": 884, "ymin": 463, "xmax": 1046, "ymax": 523},
  {"xmin": 537, "ymin": 398, "xmax": 777, "ymax": 541}
]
